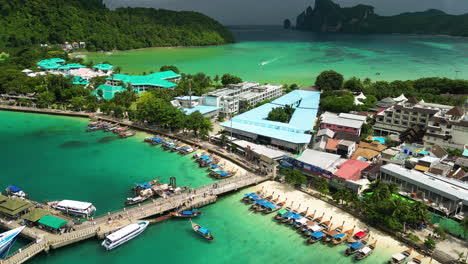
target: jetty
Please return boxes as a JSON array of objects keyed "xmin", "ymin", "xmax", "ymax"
[{"xmin": 0, "ymin": 173, "xmax": 271, "ymax": 264}]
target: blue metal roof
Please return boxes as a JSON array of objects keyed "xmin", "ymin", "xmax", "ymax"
[
  {"xmin": 220, "ymin": 90, "xmax": 320, "ymax": 144},
  {"xmin": 182, "ymin": 105, "xmax": 220, "ymax": 115}
]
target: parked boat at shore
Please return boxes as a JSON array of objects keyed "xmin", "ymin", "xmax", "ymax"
[
  {"xmin": 190, "ymin": 219, "xmax": 214, "ymax": 241},
  {"xmin": 331, "ymin": 227, "xmax": 355, "ymax": 246},
  {"xmin": 355, "ymin": 240, "xmax": 377, "ymax": 261},
  {"xmin": 144, "ymin": 137, "xmax": 163, "ymax": 145},
  {"xmin": 347, "ymin": 228, "xmax": 369, "ymax": 243},
  {"xmin": 5, "ymin": 185, "xmax": 27, "ymax": 198},
  {"xmin": 408, "ymin": 255, "xmax": 422, "ymax": 264},
  {"xmin": 48, "ymin": 200, "xmax": 96, "ymax": 217},
  {"xmin": 101, "ymin": 221, "xmax": 149, "ymax": 250},
  {"xmin": 323, "ymin": 221, "xmax": 343, "ymax": 243},
  {"xmin": 180, "ymin": 146, "xmax": 194, "ymax": 155},
  {"xmin": 119, "ymin": 131, "xmax": 136, "ymax": 138},
  {"xmin": 113, "ymin": 127, "xmax": 129, "ymax": 134},
  {"xmin": 388, "ymin": 248, "xmax": 413, "ymax": 264},
  {"xmin": 170, "ymin": 209, "xmax": 201, "ymax": 218}
]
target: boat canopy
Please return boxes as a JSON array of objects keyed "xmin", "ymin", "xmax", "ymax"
[
  {"xmin": 182, "ymin": 211, "xmax": 194, "ymax": 215},
  {"xmin": 297, "ymin": 218, "xmax": 308, "ymax": 225},
  {"xmin": 135, "ymin": 183, "xmax": 152, "ymax": 189},
  {"xmin": 6, "ymin": 185, "xmax": 21, "ymax": 192},
  {"xmin": 291, "ymin": 214, "xmax": 301, "ymax": 220},
  {"xmin": 244, "ymin": 192, "xmax": 255, "ymax": 197},
  {"xmin": 392, "ymin": 253, "xmax": 407, "ymax": 261},
  {"xmin": 198, "ymin": 227, "xmax": 211, "ymax": 236},
  {"xmin": 349, "ymin": 242, "xmax": 363, "ymax": 250},
  {"xmin": 57, "ymin": 200, "xmax": 93, "ymax": 210},
  {"xmin": 278, "ymin": 209, "xmax": 287, "ymax": 214},
  {"xmin": 200, "ymin": 155, "xmax": 210, "ymax": 160},
  {"xmin": 310, "ymin": 225, "xmax": 321, "ymax": 232},
  {"xmin": 311, "ymin": 231, "xmax": 324, "ymax": 239},
  {"xmin": 360, "ymin": 246, "xmax": 371, "ymax": 255},
  {"xmin": 333, "ymin": 233, "xmax": 346, "ymax": 239},
  {"xmin": 354, "ymin": 231, "xmax": 367, "ymax": 239}
]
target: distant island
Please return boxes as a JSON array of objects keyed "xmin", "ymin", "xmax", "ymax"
[
  {"xmin": 293, "ymin": 0, "xmax": 468, "ymax": 37},
  {"xmin": 0, "ymin": 0, "xmax": 235, "ymax": 51}
]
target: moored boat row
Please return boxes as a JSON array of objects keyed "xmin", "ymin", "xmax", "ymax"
[
  {"xmin": 86, "ymin": 121, "xmax": 136, "ymax": 138},
  {"xmin": 239, "ymin": 191, "xmax": 388, "ymax": 261}
]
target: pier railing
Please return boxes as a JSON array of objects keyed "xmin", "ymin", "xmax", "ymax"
[{"xmin": 1, "ymin": 241, "xmax": 46, "ymax": 264}]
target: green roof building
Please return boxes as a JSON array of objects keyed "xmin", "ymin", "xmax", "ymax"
[
  {"xmin": 37, "ymin": 215, "xmax": 68, "ymax": 230},
  {"xmin": 22, "ymin": 209, "xmax": 50, "ymax": 223},
  {"xmin": 98, "ymin": 70, "xmax": 181, "ymax": 99},
  {"xmin": 37, "ymin": 58, "xmax": 66, "ymax": 70},
  {"xmin": 58, "ymin": 63, "xmax": 86, "ymax": 70},
  {"xmin": 92, "ymin": 85, "xmax": 125, "ymax": 100},
  {"xmin": 0, "ymin": 197, "xmax": 33, "ymax": 218},
  {"xmin": 72, "ymin": 76, "xmax": 89, "ymax": 85},
  {"xmin": 93, "ymin": 64, "xmax": 113, "ymax": 72}
]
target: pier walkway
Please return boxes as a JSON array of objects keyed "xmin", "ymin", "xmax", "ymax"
[{"xmin": 1, "ymin": 174, "xmax": 270, "ymax": 264}]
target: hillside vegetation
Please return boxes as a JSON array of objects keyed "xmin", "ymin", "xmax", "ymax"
[{"xmin": 0, "ymin": 0, "xmax": 235, "ymax": 51}]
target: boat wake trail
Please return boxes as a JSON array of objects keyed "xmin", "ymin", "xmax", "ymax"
[{"xmin": 258, "ymin": 58, "xmax": 278, "ymax": 67}]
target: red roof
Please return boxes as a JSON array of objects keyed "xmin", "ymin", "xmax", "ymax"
[
  {"xmin": 326, "ymin": 139, "xmax": 341, "ymax": 151},
  {"xmin": 334, "ymin": 160, "xmax": 370, "ymax": 181},
  {"xmin": 354, "ymin": 231, "xmax": 367, "ymax": 239}
]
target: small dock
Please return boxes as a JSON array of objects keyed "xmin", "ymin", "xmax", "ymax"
[{"xmin": 0, "ymin": 174, "xmax": 270, "ymax": 264}]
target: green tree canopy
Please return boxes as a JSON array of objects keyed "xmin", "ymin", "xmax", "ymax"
[
  {"xmin": 160, "ymin": 65, "xmax": 180, "ymax": 74},
  {"xmin": 315, "ymin": 70, "xmax": 344, "ymax": 91},
  {"xmin": 221, "ymin": 74, "xmax": 242, "ymax": 86}
]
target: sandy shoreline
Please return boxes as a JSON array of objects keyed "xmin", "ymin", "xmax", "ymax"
[{"xmin": 253, "ymin": 181, "xmax": 439, "ymax": 264}]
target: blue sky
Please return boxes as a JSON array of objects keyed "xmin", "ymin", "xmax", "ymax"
[{"xmin": 104, "ymin": 0, "xmax": 468, "ymax": 25}]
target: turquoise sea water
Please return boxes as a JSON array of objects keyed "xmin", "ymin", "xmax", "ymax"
[
  {"xmin": 1, "ymin": 111, "xmax": 399, "ymax": 263},
  {"xmin": 84, "ymin": 26, "xmax": 468, "ymax": 85}
]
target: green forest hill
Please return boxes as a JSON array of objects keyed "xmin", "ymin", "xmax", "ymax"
[
  {"xmin": 293, "ymin": 0, "xmax": 468, "ymax": 36},
  {"xmin": 0, "ymin": 0, "xmax": 235, "ymax": 51}
]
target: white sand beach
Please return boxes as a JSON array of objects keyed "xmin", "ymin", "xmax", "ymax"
[{"xmin": 255, "ymin": 181, "xmax": 439, "ymax": 264}]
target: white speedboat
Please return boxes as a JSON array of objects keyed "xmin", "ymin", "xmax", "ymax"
[
  {"xmin": 0, "ymin": 226, "xmax": 25, "ymax": 258},
  {"xmin": 48, "ymin": 200, "xmax": 96, "ymax": 217},
  {"xmin": 102, "ymin": 221, "xmax": 149, "ymax": 250}
]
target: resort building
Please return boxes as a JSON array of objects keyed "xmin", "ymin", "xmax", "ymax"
[
  {"xmin": 281, "ymin": 149, "xmax": 345, "ymax": 179},
  {"xmin": 0, "ymin": 195, "xmax": 33, "ymax": 219},
  {"xmin": 94, "ymin": 71, "xmax": 181, "ymax": 99},
  {"xmin": 379, "ymin": 163, "xmax": 468, "ymax": 217},
  {"xmin": 351, "ymin": 141, "xmax": 387, "ymax": 162},
  {"xmin": 373, "ymin": 98, "xmax": 453, "ymax": 136},
  {"xmin": 105, "ymin": 71, "xmax": 181, "ymax": 92},
  {"xmin": 171, "ymin": 96, "xmax": 220, "ymax": 119},
  {"xmin": 331, "ymin": 159, "xmax": 371, "ymax": 193},
  {"xmin": 423, "ymin": 106, "xmax": 468, "ymax": 150},
  {"xmin": 220, "ymin": 90, "xmax": 320, "ymax": 153},
  {"xmin": 320, "ymin": 112, "xmax": 366, "ymax": 136},
  {"xmin": 36, "ymin": 58, "xmax": 66, "ymax": 70},
  {"xmin": 201, "ymin": 82, "xmax": 282, "ymax": 116}
]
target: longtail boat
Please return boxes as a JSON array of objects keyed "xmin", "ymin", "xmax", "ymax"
[
  {"xmin": 171, "ymin": 145, "xmax": 183, "ymax": 152},
  {"xmin": 286, "ymin": 211, "xmax": 301, "ymax": 225},
  {"xmin": 347, "ymin": 228, "xmax": 369, "ymax": 243},
  {"xmin": 162, "ymin": 141, "xmax": 176, "ymax": 151},
  {"xmin": 324, "ymin": 221, "xmax": 343, "ymax": 243},
  {"xmin": 274, "ymin": 208, "xmax": 290, "ymax": 221},
  {"xmin": 331, "ymin": 227, "xmax": 355, "ymax": 246},
  {"xmin": 263, "ymin": 200, "xmax": 285, "ymax": 214},
  {"xmin": 192, "ymin": 152, "xmax": 202, "ymax": 159},
  {"xmin": 314, "ymin": 212, "xmax": 325, "ymax": 223},
  {"xmin": 86, "ymin": 126, "xmax": 101, "ymax": 132},
  {"xmin": 293, "ymin": 217, "xmax": 308, "ymax": 229},
  {"xmin": 407, "ymin": 255, "xmax": 422, "ymax": 264},
  {"xmin": 119, "ymin": 131, "xmax": 136, "ymax": 138},
  {"xmin": 250, "ymin": 199, "xmax": 267, "ymax": 211},
  {"xmin": 190, "ymin": 219, "xmax": 214, "ymax": 241},
  {"xmin": 388, "ymin": 248, "xmax": 412, "ymax": 264},
  {"xmin": 170, "ymin": 209, "xmax": 201, "ymax": 218},
  {"xmin": 179, "ymin": 146, "xmax": 194, "ymax": 155},
  {"xmin": 113, "ymin": 126, "xmax": 128, "ymax": 134},
  {"xmin": 306, "ymin": 227, "xmax": 329, "ymax": 245},
  {"xmin": 241, "ymin": 192, "xmax": 256, "ymax": 203},
  {"xmin": 299, "ymin": 218, "xmax": 315, "ymax": 235},
  {"xmin": 346, "ymin": 241, "xmax": 365, "ymax": 256},
  {"xmin": 355, "ymin": 240, "xmax": 377, "ymax": 261}
]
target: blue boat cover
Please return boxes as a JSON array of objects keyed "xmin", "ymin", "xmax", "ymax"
[
  {"xmin": 135, "ymin": 183, "xmax": 152, "ymax": 189},
  {"xmin": 211, "ymin": 164, "xmax": 220, "ymax": 168},
  {"xmin": 182, "ymin": 211, "xmax": 193, "ymax": 215},
  {"xmin": 251, "ymin": 195, "xmax": 259, "ymax": 200},
  {"xmin": 220, "ymin": 173, "xmax": 229, "ymax": 177},
  {"xmin": 7, "ymin": 185, "xmax": 21, "ymax": 192},
  {"xmin": 349, "ymin": 242, "xmax": 363, "ymax": 249},
  {"xmin": 311, "ymin": 231, "xmax": 324, "ymax": 238},
  {"xmin": 282, "ymin": 212, "xmax": 292, "ymax": 218},
  {"xmin": 198, "ymin": 227, "xmax": 210, "ymax": 236},
  {"xmin": 244, "ymin": 192, "xmax": 255, "ymax": 196},
  {"xmin": 292, "ymin": 214, "xmax": 301, "ymax": 220},
  {"xmin": 201, "ymin": 155, "xmax": 210, "ymax": 159},
  {"xmin": 333, "ymin": 233, "xmax": 346, "ymax": 238},
  {"xmin": 255, "ymin": 199, "xmax": 266, "ymax": 204},
  {"xmin": 268, "ymin": 203, "xmax": 276, "ymax": 210}
]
